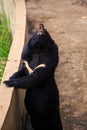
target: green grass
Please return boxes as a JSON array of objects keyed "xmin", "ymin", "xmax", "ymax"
[{"xmin": 0, "ymin": 14, "xmax": 12, "ymax": 83}]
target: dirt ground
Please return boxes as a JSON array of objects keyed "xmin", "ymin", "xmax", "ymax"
[{"xmin": 25, "ymin": 0, "xmax": 87, "ymax": 129}]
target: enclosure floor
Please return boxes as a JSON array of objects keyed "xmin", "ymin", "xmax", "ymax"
[{"xmin": 25, "ymin": 0, "xmax": 87, "ymax": 129}]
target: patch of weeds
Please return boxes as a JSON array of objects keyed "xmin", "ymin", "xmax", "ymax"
[{"xmin": 0, "ymin": 14, "xmax": 12, "ymax": 83}]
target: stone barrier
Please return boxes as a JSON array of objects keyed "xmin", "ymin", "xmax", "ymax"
[{"xmin": 0, "ymin": 0, "xmax": 26, "ymax": 130}]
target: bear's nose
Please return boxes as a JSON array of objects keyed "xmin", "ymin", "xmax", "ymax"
[
  {"xmin": 39, "ymin": 23, "xmax": 44, "ymax": 30},
  {"xmin": 37, "ymin": 23, "xmax": 44, "ymax": 35}
]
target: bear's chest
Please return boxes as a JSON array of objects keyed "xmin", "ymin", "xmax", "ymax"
[{"xmin": 29, "ymin": 53, "xmax": 41, "ymax": 69}]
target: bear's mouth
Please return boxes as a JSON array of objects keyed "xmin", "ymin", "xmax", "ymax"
[{"xmin": 37, "ymin": 23, "xmax": 45, "ymax": 35}]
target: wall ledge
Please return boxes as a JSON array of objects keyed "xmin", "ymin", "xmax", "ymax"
[{"xmin": 0, "ymin": 0, "xmax": 26, "ymax": 129}]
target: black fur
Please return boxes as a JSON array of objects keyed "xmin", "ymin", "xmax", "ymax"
[{"xmin": 4, "ymin": 24, "xmax": 63, "ymax": 130}]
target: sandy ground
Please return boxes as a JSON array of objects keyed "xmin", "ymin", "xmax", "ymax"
[{"xmin": 25, "ymin": 0, "xmax": 87, "ymax": 129}]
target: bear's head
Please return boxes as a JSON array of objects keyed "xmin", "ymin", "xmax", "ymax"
[{"xmin": 30, "ymin": 24, "xmax": 52, "ymax": 48}]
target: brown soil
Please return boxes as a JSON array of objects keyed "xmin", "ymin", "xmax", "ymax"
[{"xmin": 25, "ymin": 0, "xmax": 87, "ymax": 129}]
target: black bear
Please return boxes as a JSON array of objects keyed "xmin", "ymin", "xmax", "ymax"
[{"xmin": 4, "ymin": 24, "xmax": 63, "ymax": 130}]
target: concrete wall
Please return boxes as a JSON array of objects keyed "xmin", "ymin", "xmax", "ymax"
[{"xmin": 0, "ymin": 0, "xmax": 26, "ymax": 130}]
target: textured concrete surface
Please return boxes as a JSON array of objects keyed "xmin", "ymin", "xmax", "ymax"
[{"xmin": 25, "ymin": 0, "xmax": 87, "ymax": 129}]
